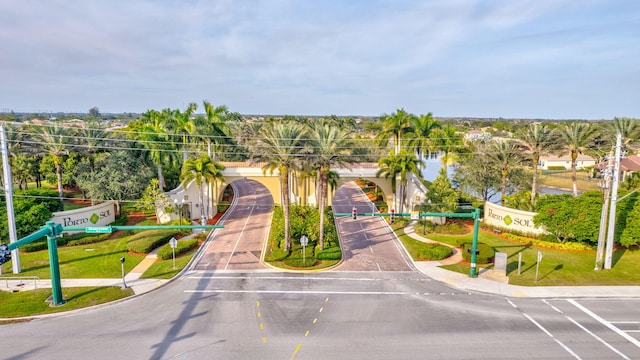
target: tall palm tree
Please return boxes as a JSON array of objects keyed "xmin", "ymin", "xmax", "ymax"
[
  {"xmin": 555, "ymin": 122, "xmax": 597, "ymax": 196},
  {"xmin": 201, "ymin": 100, "xmax": 231, "ymax": 159},
  {"xmin": 432, "ymin": 123, "xmax": 463, "ymax": 166},
  {"xmin": 28, "ymin": 124, "xmax": 75, "ymax": 210},
  {"xmin": 137, "ymin": 109, "xmax": 178, "ymax": 191},
  {"xmin": 407, "ymin": 112, "xmax": 440, "ymax": 158},
  {"xmin": 257, "ymin": 121, "xmax": 306, "ymax": 251},
  {"xmin": 167, "ymin": 103, "xmax": 199, "ymax": 162},
  {"xmin": 376, "ymin": 151, "xmax": 424, "ymax": 213},
  {"xmin": 517, "ymin": 123, "xmax": 553, "ymax": 205},
  {"xmin": 180, "ymin": 154, "xmax": 225, "ymax": 220},
  {"xmin": 608, "ymin": 117, "xmax": 640, "ymax": 152},
  {"xmin": 485, "ymin": 141, "xmax": 526, "ymax": 205},
  {"xmin": 377, "ymin": 108, "xmax": 415, "ymax": 155},
  {"xmin": 308, "ymin": 121, "xmax": 352, "ymax": 250}
]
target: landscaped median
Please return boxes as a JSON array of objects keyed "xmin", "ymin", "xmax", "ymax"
[{"xmin": 393, "ymin": 219, "xmax": 640, "ymax": 286}]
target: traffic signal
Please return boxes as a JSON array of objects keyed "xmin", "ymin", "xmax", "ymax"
[
  {"xmin": 390, "ymin": 208, "xmax": 395, "ymax": 224},
  {"xmin": 352, "ymin": 207, "xmax": 357, "ymax": 220},
  {"xmin": 0, "ymin": 244, "xmax": 11, "ymax": 265}
]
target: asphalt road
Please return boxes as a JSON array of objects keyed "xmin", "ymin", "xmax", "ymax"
[{"xmin": 5, "ymin": 179, "xmax": 640, "ymax": 359}]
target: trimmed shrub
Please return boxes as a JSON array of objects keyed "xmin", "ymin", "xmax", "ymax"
[
  {"xmin": 157, "ymin": 238, "xmax": 199, "ymax": 260},
  {"xmin": 460, "ymin": 242, "xmax": 494, "ymax": 264},
  {"xmin": 316, "ymin": 246, "xmax": 342, "ymax": 260},
  {"xmin": 419, "ymin": 244, "xmax": 453, "ymax": 260},
  {"xmin": 283, "ymin": 256, "xmax": 317, "ymax": 268},
  {"xmin": 66, "ymin": 233, "xmax": 112, "ymax": 246},
  {"xmin": 503, "ymin": 233, "xmax": 594, "ymax": 251},
  {"xmin": 127, "ymin": 229, "xmax": 179, "ymax": 254}
]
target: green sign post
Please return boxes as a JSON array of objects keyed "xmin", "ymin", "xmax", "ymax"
[{"xmin": 0, "ymin": 222, "xmax": 223, "ymax": 306}]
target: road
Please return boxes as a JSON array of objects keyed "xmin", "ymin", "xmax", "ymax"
[
  {"xmin": 5, "ymin": 179, "xmax": 640, "ymax": 359},
  {"xmin": 192, "ymin": 179, "xmax": 272, "ymax": 271}
]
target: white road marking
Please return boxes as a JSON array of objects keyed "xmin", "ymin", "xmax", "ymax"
[
  {"xmin": 543, "ymin": 300, "xmax": 630, "ymax": 360},
  {"xmin": 509, "ymin": 299, "xmax": 581, "ymax": 359},
  {"xmin": 185, "ymin": 290, "xmax": 407, "ymax": 295},
  {"xmin": 568, "ymin": 299, "xmax": 640, "ymax": 349}
]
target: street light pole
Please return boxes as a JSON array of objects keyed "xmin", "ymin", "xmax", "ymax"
[
  {"xmin": 604, "ymin": 133, "xmax": 622, "ymax": 269},
  {"xmin": 595, "ymin": 151, "xmax": 613, "ymax": 270}
]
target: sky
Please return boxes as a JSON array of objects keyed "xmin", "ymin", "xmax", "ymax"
[{"xmin": 1, "ymin": 0, "xmax": 638, "ymax": 120}]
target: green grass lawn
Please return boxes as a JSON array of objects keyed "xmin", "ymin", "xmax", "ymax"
[
  {"xmin": 417, "ymin": 229, "xmax": 640, "ymax": 286},
  {"xmin": 538, "ymin": 170, "xmax": 600, "ymax": 192},
  {"xmin": 141, "ymin": 248, "xmax": 199, "ymax": 279},
  {"xmin": 0, "ymin": 286, "xmax": 133, "ymax": 319},
  {"xmin": 0, "ymin": 236, "xmax": 145, "ymax": 279}
]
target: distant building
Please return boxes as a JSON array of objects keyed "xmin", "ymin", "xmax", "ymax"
[
  {"xmin": 539, "ymin": 153, "xmax": 596, "ymax": 170},
  {"xmin": 596, "ymin": 154, "xmax": 640, "ymax": 181},
  {"xmin": 464, "ymin": 129, "xmax": 491, "ymax": 142}
]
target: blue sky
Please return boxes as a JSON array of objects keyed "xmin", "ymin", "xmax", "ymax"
[{"xmin": 1, "ymin": 0, "xmax": 638, "ymax": 119}]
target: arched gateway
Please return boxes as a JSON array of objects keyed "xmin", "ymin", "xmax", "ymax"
[{"xmin": 162, "ymin": 162, "xmax": 426, "ymax": 222}]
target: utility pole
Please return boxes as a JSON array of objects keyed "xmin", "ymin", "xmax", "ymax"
[
  {"xmin": 0, "ymin": 123, "xmax": 20, "ymax": 274},
  {"xmin": 604, "ymin": 132, "xmax": 622, "ymax": 270},
  {"xmin": 595, "ymin": 150, "xmax": 613, "ymax": 270}
]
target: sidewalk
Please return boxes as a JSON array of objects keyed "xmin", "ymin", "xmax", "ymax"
[{"xmin": 404, "ymin": 224, "xmax": 640, "ymax": 298}]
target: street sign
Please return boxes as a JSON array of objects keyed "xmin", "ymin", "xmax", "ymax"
[
  {"xmin": 537, "ymin": 251, "xmax": 543, "ymax": 262},
  {"xmin": 86, "ymin": 226, "xmax": 112, "ymax": 234},
  {"xmin": 410, "ymin": 211, "xmax": 419, "ymax": 220},
  {"xmin": 0, "ymin": 244, "xmax": 11, "ymax": 265},
  {"xmin": 169, "ymin": 237, "xmax": 178, "ymax": 249},
  {"xmin": 300, "ymin": 235, "xmax": 308, "ymax": 247}
]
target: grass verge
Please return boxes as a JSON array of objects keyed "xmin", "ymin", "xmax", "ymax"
[
  {"xmin": 422, "ymin": 229, "xmax": 640, "ymax": 286},
  {"xmin": 0, "ymin": 286, "xmax": 133, "ymax": 319}
]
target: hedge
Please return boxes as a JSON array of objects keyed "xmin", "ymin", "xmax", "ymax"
[
  {"xmin": 460, "ymin": 242, "xmax": 494, "ymax": 264},
  {"xmin": 127, "ymin": 229, "xmax": 180, "ymax": 254},
  {"xmin": 419, "ymin": 244, "xmax": 453, "ymax": 260},
  {"xmin": 157, "ymin": 238, "xmax": 199, "ymax": 260},
  {"xmin": 316, "ymin": 247, "xmax": 342, "ymax": 260}
]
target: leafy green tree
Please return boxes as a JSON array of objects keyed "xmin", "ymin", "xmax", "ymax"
[
  {"xmin": 181, "ymin": 154, "xmax": 225, "ymax": 220},
  {"xmin": 0, "ymin": 188, "xmax": 61, "ymax": 240},
  {"xmin": 376, "ymin": 151, "xmax": 423, "ymax": 213},
  {"xmin": 75, "ymin": 151, "xmax": 154, "ymax": 216},
  {"xmin": 517, "ymin": 123, "xmax": 553, "ymax": 205},
  {"xmin": 257, "ymin": 121, "xmax": 306, "ymax": 251},
  {"xmin": 136, "ymin": 179, "xmax": 173, "ymax": 222},
  {"xmin": 452, "ymin": 151, "xmax": 501, "ymax": 202},
  {"xmin": 200, "ymin": 100, "xmax": 232, "ymax": 159},
  {"xmin": 533, "ymin": 192, "xmax": 602, "ymax": 243},
  {"xmin": 166, "ymin": 103, "xmax": 199, "ymax": 162},
  {"xmin": 554, "ymin": 122, "xmax": 597, "ymax": 196},
  {"xmin": 422, "ymin": 167, "xmax": 458, "ymax": 224},
  {"xmin": 308, "ymin": 121, "xmax": 352, "ymax": 250},
  {"xmin": 620, "ymin": 197, "xmax": 640, "ymax": 247}
]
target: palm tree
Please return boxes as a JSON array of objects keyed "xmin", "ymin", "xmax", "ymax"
[
  {"xmin": 554, "ymin": 122, "xmax": 597, "ymax": 196},
  {"xmin": 308, "ymin": 121, "xmax": 352, "ymax": 250},
  {"xmin": 137, "ymin": 109, "xmax": 178, "ymax": 191},
  {"xmin": 201, "ymin": 100, "xmax": 231, "ymax": 159},
  {"xmin": 432, "ymin": 123, "xmax": 463, "ymax": 166},
  {"xmin": 608, "ymin": 117, "xmax": 640, "ymax": 152},
  {"xmin": 376, "ymin": 151, "xmax": 424, "ymax": 213},
  {"xmin": 167, "ymin": 103, "xmax": 199, "ymax": 162},
  {"xmin": 28, "ymin": 124, "xmax": 75, "ymax": 210},
  {"xmin": 517, "ymin": 123, "xmax": 553, "ymax": 205},
  {"xmin": 180, "ymin": 154, "xmax": 225, "ymax": 221},
  {"xmin": 377, "ymin": 108, "xmax": 415, "ymax": 154},
  {"xmin": 257, "ymin": 121, "xmax": 306, "ymax": 251},
  {"xmin": 485, "ymin": 141, "xmax": 526, "ymax": 205},
  {"xmin": 407, "ymin": 112, "xmax": 440, "ymax": 158}
]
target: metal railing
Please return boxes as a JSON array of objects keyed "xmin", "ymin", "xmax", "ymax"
[{"xmin": 1, "ymin": 276, "xmax": 40, "ymax": 290}]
